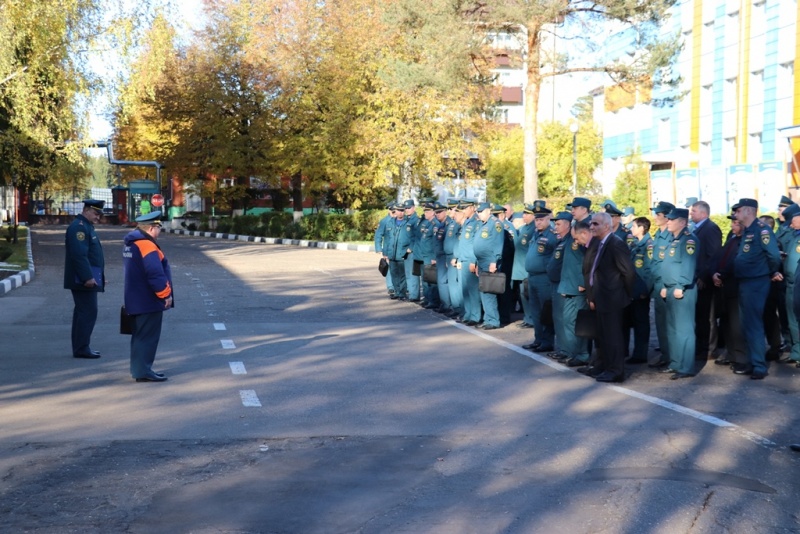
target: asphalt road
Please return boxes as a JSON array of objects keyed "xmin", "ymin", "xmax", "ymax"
[{"xmin": 0, "ymin": 225, "xmax": 799, "ymax": 533}]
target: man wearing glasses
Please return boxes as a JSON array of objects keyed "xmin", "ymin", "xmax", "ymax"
[
  {"xmin": 584, "ymin": 213, "xmax": 635, "ymax": 383},
  {"xmin": 123, "ymin": 211, "xmax": 174, "ymax": 382},
  {"xmin": 64, "ymin": 199, "xmax": 106, "ymax": 359}
]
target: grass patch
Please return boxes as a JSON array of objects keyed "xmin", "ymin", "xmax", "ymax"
[{"xmin": 0, "ymin": 226, "xmax": 29, "ymax": 271}]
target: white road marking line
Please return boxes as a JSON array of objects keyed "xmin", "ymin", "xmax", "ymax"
[
  {"xmin": 214, "ymin": 323, "xmax": 226, "ymax": 330},
  {"xmin": 221, "ymin": 339, "xmax": 236, "ymax": 349},
  {"xmin": 240, "ymin": 390, "xmax": 261, "ymax": 407},
  {"xmin": 450, "ymin": 320, "xmax": 775, "ymax": 448},
  {"xmin": 229, "ymin": 362, "xmax": 247, "ymax": 375},
  {"xmin": 450, "ymin": 321, "xmax": 567, "ymax": 371},
  {"xmin": 609, "ymin": 386, "xmax": 776, "ymax": 447}
]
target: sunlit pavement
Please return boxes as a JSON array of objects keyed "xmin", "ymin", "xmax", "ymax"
[{"xmin": 1, "ymin": 226, "xmax": 798, "ymax": 533}]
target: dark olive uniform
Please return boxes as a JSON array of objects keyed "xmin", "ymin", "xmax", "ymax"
[
  {"xmin": 735, "ymin": 219, "xmax": 782, "ymax": 375},
  {"xmin": 64, "ymin": 212, "xmax": 105, "ymax": 357},
  {"xmin": 658, "ymin": 229, "xmax": 698, "ymax": 375}
]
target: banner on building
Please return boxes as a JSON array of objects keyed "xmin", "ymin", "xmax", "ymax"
[
  {"xmin": 727, "ymin": 165, "xmax": 755, "ymax": 211},
  {"xmin": 650, "ymin": 170, "xmax": 674, "ymax": 206},
  {"xmin": 675, "ymin": 169, "xmax": 699, "ymax": 207},
  {"xmin": 757, "ymin": 161, "xmax": 787, "ymax": 211},
  {"xmin": 699, "ymin": 166, "xmax": 728, "ymax": 214}
]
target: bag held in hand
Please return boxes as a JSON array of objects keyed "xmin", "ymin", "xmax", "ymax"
[
  {"xmin": 378, "ymin": 257, "xmax": 389, "ymax": 277},
  {"xmin": 575, "ymin": 308, "xmax": 597, "ymax": 338},
  {"xmin": 120, "ymin": 305, "xmax": 133, "ymax": 335},
  {"xmin": 422, "ymin": 264, "xmax": 438, "ymax": 284},
  {"xmin": 412, "ymin": 259, "xmax": 423, "ymax": 276},
  {"xmin": 478, "ymin": 271, "xmax": 506, "ymax": 295}
]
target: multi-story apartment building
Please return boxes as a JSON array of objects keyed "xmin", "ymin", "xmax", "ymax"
[{"xmin": 595, "ymin": 0, "xmax": 800, "ymax": 213}]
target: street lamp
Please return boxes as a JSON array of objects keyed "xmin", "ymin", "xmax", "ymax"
[{"xmin": 570, "ymin": 123, "xmax": 579, "ymax": 196}]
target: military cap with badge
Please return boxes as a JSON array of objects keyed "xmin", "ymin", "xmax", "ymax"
[{"xmin": 135, "ymin": 211, "xmax": 163, "ymax": 225}]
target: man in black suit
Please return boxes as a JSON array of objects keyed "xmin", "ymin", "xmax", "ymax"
[
  {"xmin": 689, "ymin": 200, "xmax": 722, "ymax": 359},
  {"xmin": 585, "ymin": 213, "xmax": 636, "ymax": 383}
]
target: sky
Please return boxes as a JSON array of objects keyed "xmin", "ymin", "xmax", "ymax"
[{"xmin": 88, "ymin": 0, "xmax": 207, "ymax": 141}]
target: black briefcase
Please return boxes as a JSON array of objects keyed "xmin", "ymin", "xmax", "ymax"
[
  {"xmin": 120, "ymin": 305, "xmax": 133, "ymax": 335},
  {"xmin": 378, "ymin": 257, "xmax": 389, "ymax": 277},
  {"xmin": 478, "ymin": 271, "xmax": 506, "ymax": 295},
  {"xmin": 575, "ymin": 308, "xmax": 596, "ymax": 338},
  {"xmin": 540, "ymin": 299, "xmax": 553, "ymax": 327},
  {"xmin": 412, "ymin": 259, "xmax": 423, "ymax": 276},
  {"xmin": 423, "ymin": 264, "xmax": 438, "ymax": 284}
]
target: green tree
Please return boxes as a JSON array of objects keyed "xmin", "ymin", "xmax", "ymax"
[
  {"xmin": 386, "ymin": 0, "xmax": 682, "ymax": 202},
  {"xmin": 485, "ymin": 121, "xmax": 602, "ymax": 201},
  {"xmin": 1, "ymin": 1, "xmax": 151, "ymax": 193},
  {"xmin": 611, "ymin": 149, "xmax": 651, "ymax": 218},
  {"xmin": 485, "ymin": 127, "xmax": 523, "ymax": 203}
]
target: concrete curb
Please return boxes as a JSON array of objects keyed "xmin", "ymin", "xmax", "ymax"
[
  {"xmin": 0, "ymin": 228, "xmax": 35, "ymax": 297},
  {"xmin": 164, "ymin": 228, "xmax": 377, "ymax": 253}
]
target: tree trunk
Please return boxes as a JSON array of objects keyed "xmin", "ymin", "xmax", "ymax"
[
  {"xmin": 291, "ymin": 171, "xmax": 303, "ymax": 222},
  {"xmin": 523, "ymin": 23, "xmax": 543, "ymax": 203}
]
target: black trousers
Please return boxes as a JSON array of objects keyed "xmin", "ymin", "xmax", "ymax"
[
  {"xmin": 71, "ymin": 290, "xmax": 98, "ymax": 355},
  {"xmin": 695, "ymin": 285, "xmax": 715, "ymax": 358},
  {"xmin": 592, "ymin": 308, "xmax": 626, "ymax": 377}
]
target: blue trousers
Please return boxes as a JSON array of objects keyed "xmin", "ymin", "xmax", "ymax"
[
  {"xmin": 739, "ymin": 276, "xmax": 770, "ymax": 374},
  {"xmin": 630, "ymin": 297, "xmax": 651, "ymax": 361},
  {"xmin": 652, "ymin": 289, "xmax": 670, "ymax": 366},
  {"xmin": 389, "ymin": 260, "xmax": 407, "ymax": 298},
  {"xmin": 71, "ymin": 290, "xmax": 98, "ymax": 355},
  {"xmin": 404, "ymin": 256, "xmax": 420, "ymax": 300},
  {"xmin": 527, "ymin": 273, "xmax": 554, "ymax": 347},
  {"xmin": 436, "ymin": 256, "xmax": 451, "ymax": 309},
  {"xmin": 551, "ymin": 286, "xmax": 564, "ymax": 352},
  {"xmin": 479, "ymin": 289, "xmax": 500, "ymax": 327},
  {"xmin": 786, "ymin": 281, "xmax": 800, "ymax": 362},
  {"xmin": 517, "ymin": 279, "xmax": 533, "ymax": 325},
  {"xmin": 561, "ymin": 293, "xmax": 590, "ymax": 361},
  {"xmin": 461, "ymin": 266, "xmax": 481, "ymax": 322},
  {"xmin": 130, "ymin": 311, "xmax": 163, "ymax": 378},
  {"xmin": 447, "ymin": 261, "xmax": 463, "ymax": 314},
  {"xmin": 665, "ymin": 288, "xmax": 696, "ymax": 374},
  {"xmin": 385, "ymin": 267, "xmax": 393, "ymax": 293}
]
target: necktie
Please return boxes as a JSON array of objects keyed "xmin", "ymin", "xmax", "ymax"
[{"xmin": 590, "ymin": 239, "xmax": 604, "ymax": 286}]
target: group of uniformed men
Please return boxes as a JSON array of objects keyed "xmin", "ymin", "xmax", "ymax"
[{"xmin": 376, "ymin": 193, "xmax": 800, "ymax": 382}]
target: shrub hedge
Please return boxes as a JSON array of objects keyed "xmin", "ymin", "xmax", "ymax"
[{"xmin": 198, "ymin": 210, "xmax": 387, "ymax": 242}]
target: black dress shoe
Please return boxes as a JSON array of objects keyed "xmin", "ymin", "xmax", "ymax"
[
  {"xmin": 521, "ymin": 343, "xmax": 538, "ymax": 350},
  {"xmin": 659, "ymin": 367, "xmax": 676, "ymax": 374},
  {"xmin": 536, "ymin": 346, "xmax": 555, "ymax": 353},
  {"xmin": 577, "ymin": 366, "xmax": 604, "ymax": 377},
  {"xmin": 74, "ymin": 352, "xmax": 101, "ymax": 359},
  {"xmin": 732, "ymin": 364, "xmax": 753, "ymax": 375},
  {"xmin": 790, "ymin": 444, "xmax": 800, "ymax": 452},
  {"xmin": 480, "ymin": 324, "xmax": 500, "ymax": 330},
  {"xmin": 777, "ymin": 354, "xmax": 793, "ymax": 364},
  {"xmin": 463, "ymin": 320, "xmax": 479, "ymax": 326},
  {"xmin": 750, "ymin": 371, "xmax": 767, "ymax": 380},
  {"xmin": 671, "ymin": 372, "xmax": 694, "ymax": 380},
  {"xmin": 565, "ymin": 357, "xmax": 587, "ymax": 367},
  {"xmin": 517, "ymin": 322, "xmax": 534, "ymax": 329},
  {"xmin": 714, "ymin": 357, "xmax": 731, "ymax": 365},
  {"xmin": 135, "ymin": 372, "xmax": 168, "ymax": 382},
  {"xmin": 595, "ymin": 371, "xmax": 624, "ymax": 383}
]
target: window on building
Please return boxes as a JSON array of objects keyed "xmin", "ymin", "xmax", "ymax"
[
  {"xmin": 748, "ymin": 133, "xmax": 763, "ymax": 162},
  {"xmin": 723, "ymin": 137, "xmax": 736, "ymax": 166},
  {"xmin": 658, "ymin": 117, "xmax": 671, "ymax": 151}
]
